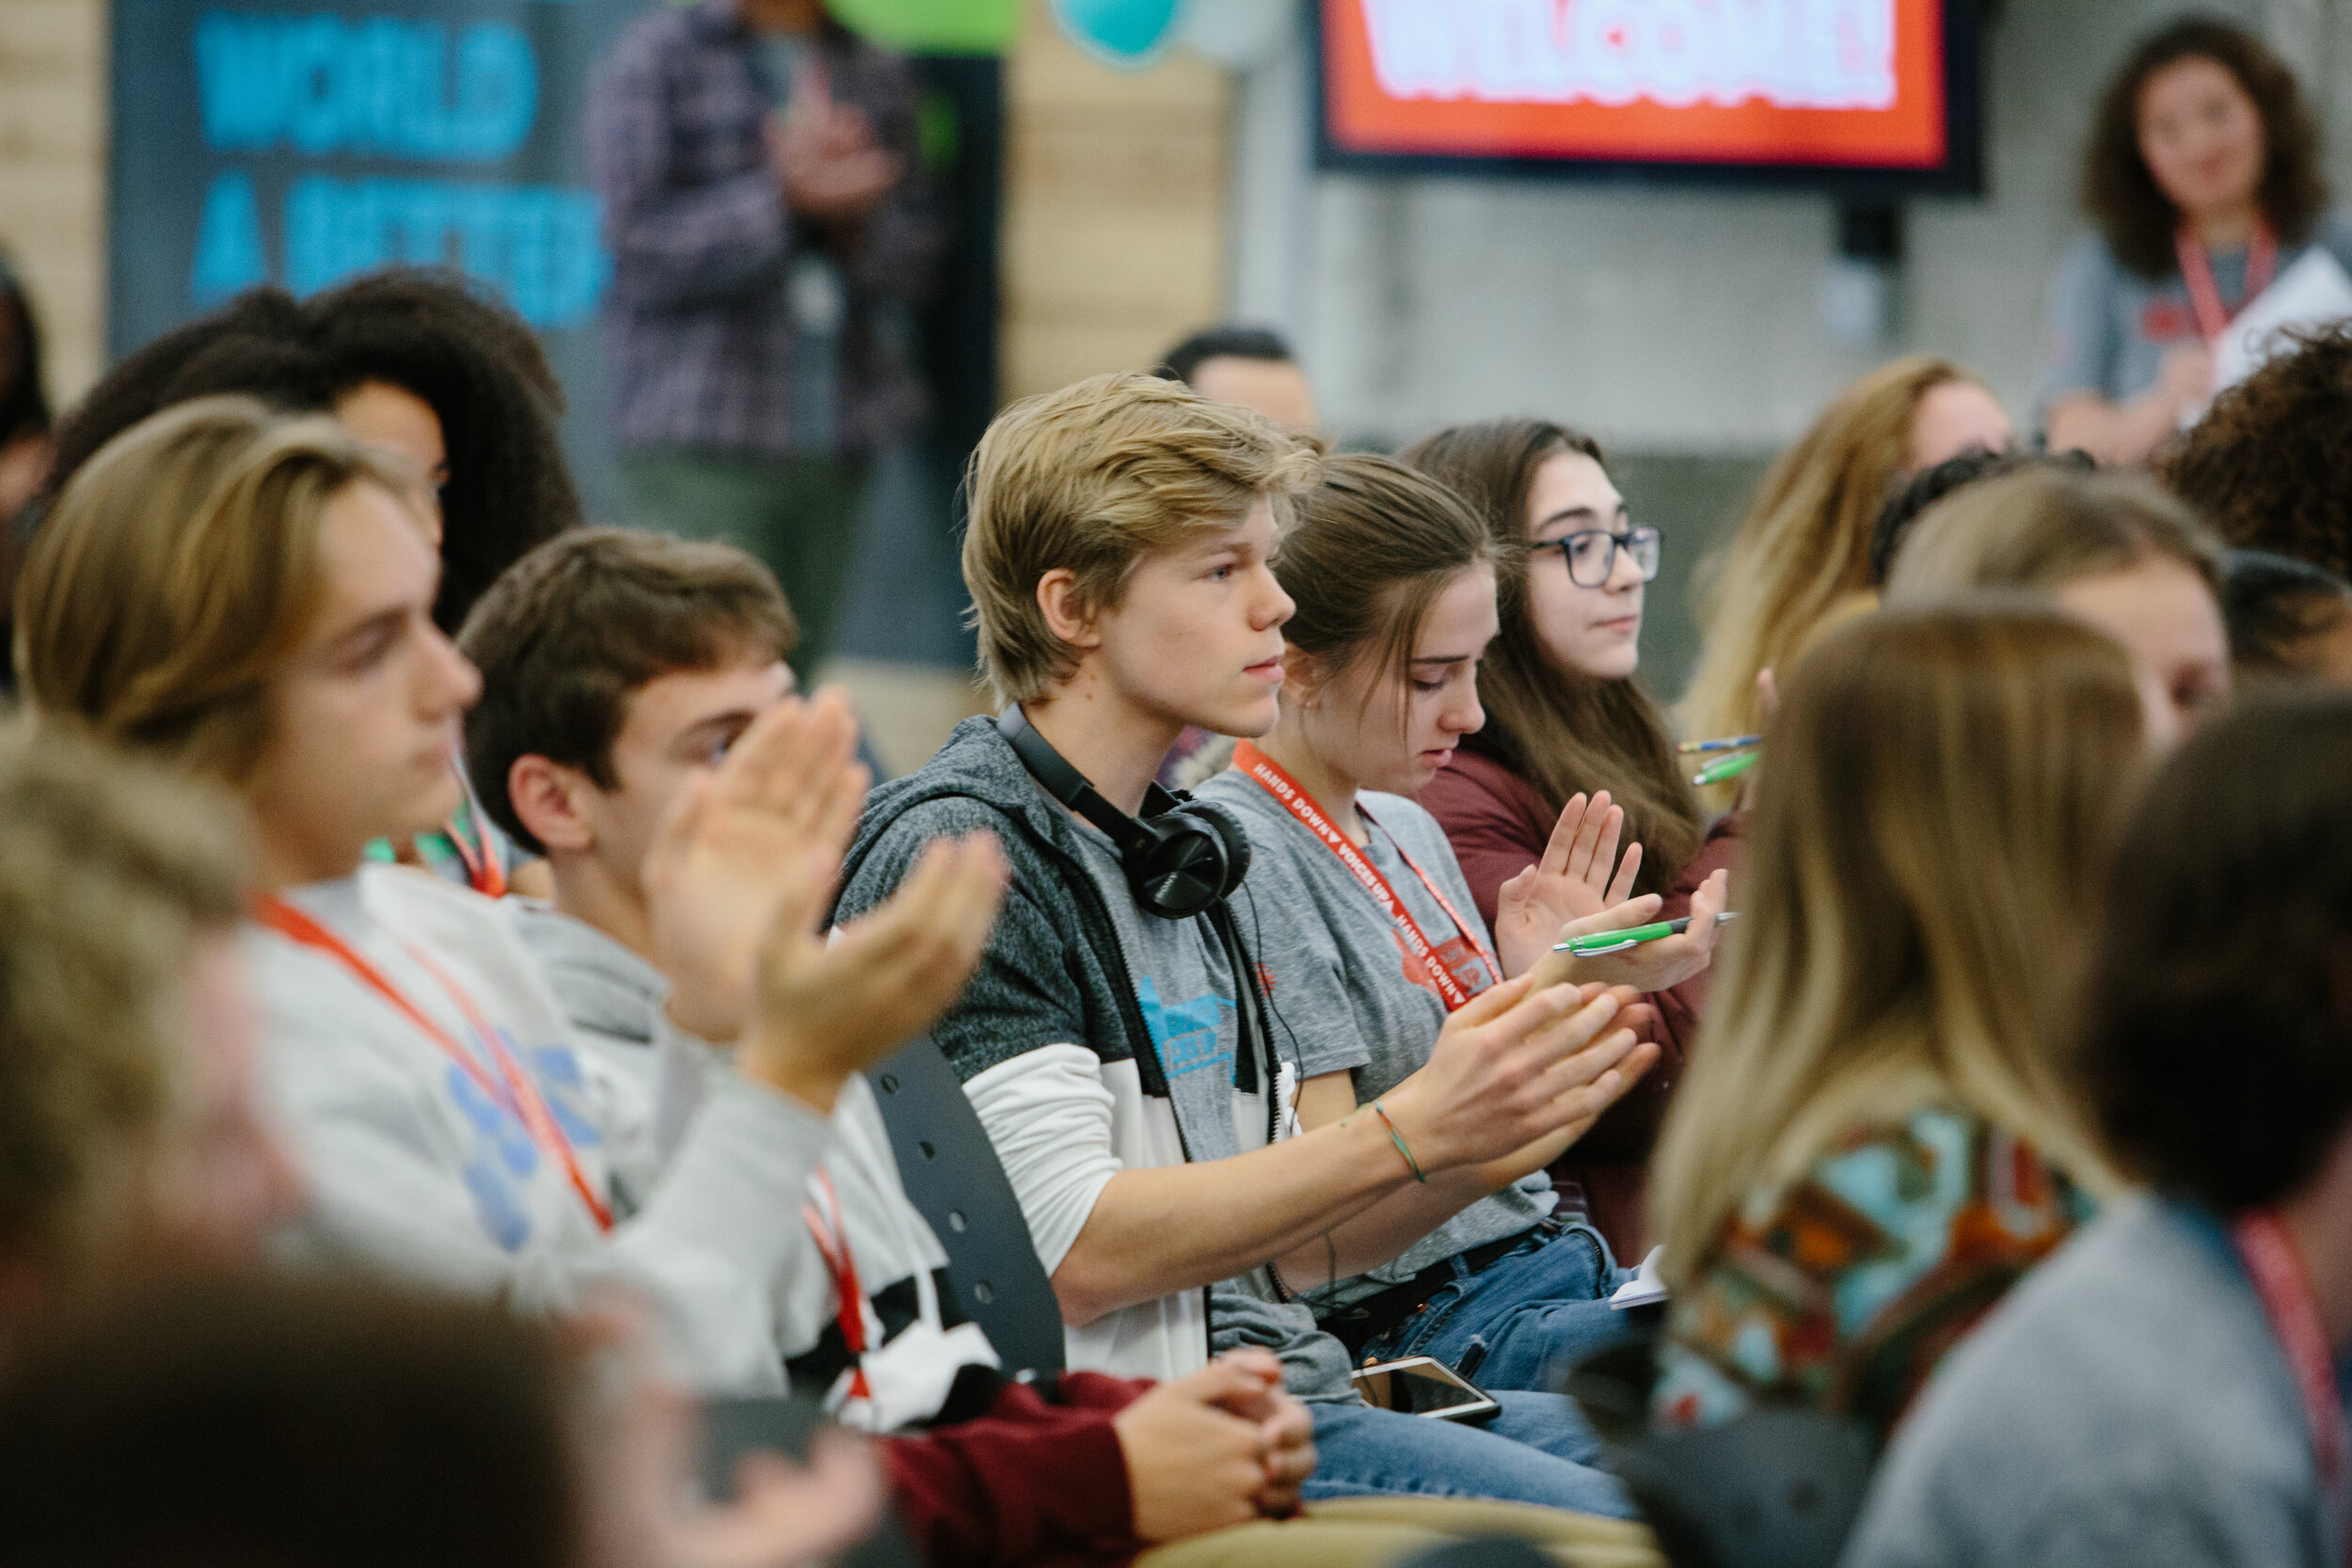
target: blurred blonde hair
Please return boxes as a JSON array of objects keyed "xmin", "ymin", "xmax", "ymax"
[
  {"xmin": 13, "ymin": 395, "xmax": 422, "ymax": 782},
  {"xmin": 1679, "ymin": 356, "xmax": 1974, "ymax": 751},
  {"xmin": 1883, "ymin": 466, "xmax": 2223, "ymax": 605},
  {"xmin": 0, "ymin": 714, "xmax": 246, "ymax": 1281},
  {"xmin": 1650, "ymin": 607, "xmax": 2137, "ymax": 1286},
  {"xmin": 961, "ymin": 372, "xmax": 1321, "ymax": 705}
]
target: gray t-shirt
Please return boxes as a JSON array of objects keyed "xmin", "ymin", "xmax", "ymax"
[
  {"xmin": 1841, "ymin": 1196, "xmax": 2335, "ymax": 1568},
  {"xmin": 2038, "ymin": 212, "xmax": 2352, "ymax": 418},
  {"xmin": 1066, "ymin": 819, "xmax": 1265, "ymax": 1163},
  {"xmin": 1197, "ymin": 772, "xmax": 1556, "ymax": 1309},
  {"xmin": 1065, "ymin": 821, "xmax": 1360, "ymax": 1402}
]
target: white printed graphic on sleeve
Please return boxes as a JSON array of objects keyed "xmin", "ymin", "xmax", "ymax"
[{"xmin": 1360, "ymin": 0, "xmax": 1899, "ymax": 112}]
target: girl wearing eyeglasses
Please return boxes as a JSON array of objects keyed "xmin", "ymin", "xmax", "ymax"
[{"xmin": 1400, "ymin": 420, "xmax": 1735, "ymax": 1259}]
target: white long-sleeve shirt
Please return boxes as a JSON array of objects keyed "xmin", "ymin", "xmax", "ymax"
[
  {"xmin": 515, "ymin": 900, "xmax": 998, "ymax": 1427},
  {"xmin": 251, "ymin": 866, "xmax": 832, "ymax": 1392}
]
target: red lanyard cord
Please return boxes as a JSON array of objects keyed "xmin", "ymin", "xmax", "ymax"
[
  {"xmin": 252, "ymin": 894, "xmax": 613, "ymax": 1232},
  {"xmin": 2176, "ymin": 220, "xmax": 2279, "ymax": 341},
  {"xmin": 803, "ymin": 1171, "xmax": 873, "ymax": 1400},
  {"xmin": 2233, "ymin": 1211, "xmax": 2348, "ymax": 1548},
  {"xmin": 1233, "ymin": 742, "xmax": 1500, "ymax": 1012},
  {"xmin": 441, "ymin": 813, "xmax": 508, "ymax": 898}
]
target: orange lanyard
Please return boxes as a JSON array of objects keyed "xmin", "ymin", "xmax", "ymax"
[
  {"xmin": 803, "ymin": 1171, "xmax": 872, "ymax": 1400},
  {"xmin": 252, "ymin": 893, "xmax": 612, "ymax": 1232},
  {"xmin": 1233, "ymin": 741, "xmax": 1500, "ymax": 1011},
  {"xmin": 2175, "ymin": 220, "xmax": 2278, "ymax": 341},
  {"xmin": 2234, "ymin": 1211, "xmax": 2349, "ymax": 1550},
  {"xmin": 441, "ymin": 813, "xmax": 508, "ymax": 898}
]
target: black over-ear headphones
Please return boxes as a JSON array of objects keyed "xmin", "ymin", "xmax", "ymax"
[
  {"xmin": 996, "ymin": 706, "xmax": 1250, "ymax": 920},
  {"xmin": 998, "ymin": 706, "xmax": 1284, "ymax": 1117}
]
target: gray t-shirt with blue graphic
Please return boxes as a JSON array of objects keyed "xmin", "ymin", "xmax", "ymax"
[
  {"xmin": 1065, "ymin": 821, "xmax": 1359, "ymax": 1401},
  {"xmin": 1195, "ymin": 775, "xmax": 1556, "ymax": 1310}
]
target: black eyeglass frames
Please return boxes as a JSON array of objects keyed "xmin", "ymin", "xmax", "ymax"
[{"xmin": 1535, "ymin": 525, "xmax": 1661, "ymax": 588}]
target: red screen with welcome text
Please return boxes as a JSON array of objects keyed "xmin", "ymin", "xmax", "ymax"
[{"xmin": 1324, "ymin": 0, "xmax": 1947, "ymax": 169}]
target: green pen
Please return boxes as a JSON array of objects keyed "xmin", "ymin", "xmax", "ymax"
[
  {"xmin": 1692, "ymin": 749, "xmax": 1759, "ymax": 787},
  {"xmin": 1553, "ymin": 911, "xmax": 1739, "ymax": 957}
]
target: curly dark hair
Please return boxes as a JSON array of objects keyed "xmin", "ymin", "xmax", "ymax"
[
  {"xmin": 45, "ymin": 269, "xmax": 580, "ymax": 631},
  {"xmin": 2082, "ymin": 15, "xmax": 2327, "ymax": 279},
  {"xmin": 2163, "ymin": 323, "xmax": 2352, "ymax": 578},
  {"xmin": 2077, "ymin": 690, "xmax": 2352, "ymax": 1212}
]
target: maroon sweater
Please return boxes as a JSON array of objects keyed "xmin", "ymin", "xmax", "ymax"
[
  {"xmin": 1418, "ymin": 748, "xmax": 1744, "ymax": 1259},
  {"xmin": 881, "ymin": 1372, "xmax": 1150, "ymax": 1568}
]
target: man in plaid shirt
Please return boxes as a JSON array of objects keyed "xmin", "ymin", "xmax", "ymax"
[{"xmin": 587, "ymin": 0, "xmax": 941, "ymax": 678}]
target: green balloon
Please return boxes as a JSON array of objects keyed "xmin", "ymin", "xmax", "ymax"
[{"xmin": 825, "ymin": 0, "xmax": 1022, "ymax": 53}]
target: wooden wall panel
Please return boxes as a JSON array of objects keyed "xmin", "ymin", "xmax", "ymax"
[
  {"xmin": 0, "ymin": 0, "xmax": 105, "ymax": 408},
  {"xmin": 999, "ymin": 2, "xmax": 1228, "ymax": 403}
]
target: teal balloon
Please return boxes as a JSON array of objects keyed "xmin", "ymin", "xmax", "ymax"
[{"xmin": 1052, "ymin": 0, "xmax": 1184, "ymax": 66}]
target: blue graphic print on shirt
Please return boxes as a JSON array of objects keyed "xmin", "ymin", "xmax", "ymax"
[
  {"xmin": 1138, "ymin": 974, "xmax": 1237, "ymax": 1080},
  {"xmin": 440, "ymin": 1037, "xmax": 604, "ymax": 1254},
  {"xmin": 526, "ymin": 1041, "xmax": 604, "ymax": 1148},
  {"xmin": 448, "ymin": 1061, "xmax": 536, "ymax": 1252}
]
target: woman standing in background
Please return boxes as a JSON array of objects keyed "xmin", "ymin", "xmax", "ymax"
[{"xmin": 2042, "ymin": 17, "xmax": 2349, "ymax": 467}]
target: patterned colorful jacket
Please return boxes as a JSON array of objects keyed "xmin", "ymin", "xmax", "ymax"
[{"xmin": 1653, "ymin": 1104, "xmax": 2093, "ymax": 1446}]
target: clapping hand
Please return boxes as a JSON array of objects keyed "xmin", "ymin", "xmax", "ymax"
[
  {"xmin": 744, "ymin": 830, "xmax": 1008, "ymax": 1112},
  {"xmin": 1478, "ymin": 981, "xmax": 1661, "ymax": 1179},
  {"xmin": 645, "ymin": 689, "xmax": 868, "ymax": 1049},
  {"xmin": 768, "ymin": 62, "xmax": 902, "ymax": 224},
  {"xmin": 1380, "ymin": 975, "xmax": 1645, "ymax": 1176},
  {"xmin": 1493, "ymin": 789, "xmax": 1644, "ymax": 978},
  {"xmin": 1529, "ymin": 866, "xmax": 1731, "ymax": 995},
  {"xmin": 642, "ymin": 687, "xmax": 1009, "ymax": 1113}
]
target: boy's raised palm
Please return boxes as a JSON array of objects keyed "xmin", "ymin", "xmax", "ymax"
[
  {"xmin": 644, "ymin": 690, "xmax": 867, "ymax": 1046},
  {"xmin": 746, "ymin": 832, "xmax": 1009, "ymax": 1109}
]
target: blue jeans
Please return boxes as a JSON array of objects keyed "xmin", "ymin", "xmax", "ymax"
[
  {"xmin": 1359, "ymin": 1219, "xmax": 1642, "ymax": 1396},
  {"xmin": 1304, "ymin": 1392, "xmax": 1631, "ymax": 1516}
]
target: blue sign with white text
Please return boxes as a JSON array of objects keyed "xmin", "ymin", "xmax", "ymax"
[
  {"xmin": 110, "ymin": 0, "xmax": 650, "ymax": 515},
  {"xmin": 114, "ymin": 0, "xmax": 640, "ymax": 342},
  {"xmin": 113, "ymin": 0, "xmax": 1007, "ymax": 551}
]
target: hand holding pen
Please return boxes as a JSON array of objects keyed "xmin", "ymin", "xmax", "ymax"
[
  {"xmin": 1527, "ymin": 867, "xmax": 1732, "ymax": 995},
  {"xmin": 1555, "ymin": 911, "xmax": 1739, "ymax": 957}
]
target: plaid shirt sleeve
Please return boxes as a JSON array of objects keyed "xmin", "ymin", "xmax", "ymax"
[
  {"xmin": 832, "ymin": 46, "xmax": 944, "ymax": 306},
  {"xmin": 586, "ymin": 24, "xmax": 791, "ymax": 312}
]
